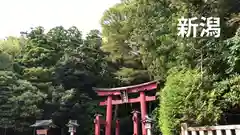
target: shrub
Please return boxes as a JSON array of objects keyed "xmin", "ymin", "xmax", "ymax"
[{"xmin": 158, "ymin": 68, "xmax": 222, "ymax": 135}]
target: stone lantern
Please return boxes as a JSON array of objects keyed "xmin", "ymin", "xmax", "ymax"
[
  {"xmin": 66, "ymin": 120, "xmax": 79, "ymax": 135},
  {"xmin": 144, "ymin": 115, "xmax": 153, "ymax": 135}
]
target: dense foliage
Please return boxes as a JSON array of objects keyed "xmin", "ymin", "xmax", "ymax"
[
  {"xmin": 0, "ymin": 27, "xmax": 113, "ymax": 135},
  {"xmin": 100, "ymin": 0, "xmax": 240, "ymax": 135},
  {"xmin": 159, "ymin": 68, "xmax": 222, "ymax": 135}
]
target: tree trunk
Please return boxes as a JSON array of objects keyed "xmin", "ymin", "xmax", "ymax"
[{"xmin": 4, "ymin": 128, "xmax": 6, "ymax": 135}]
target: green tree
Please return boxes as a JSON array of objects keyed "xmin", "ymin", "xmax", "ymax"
[
  {"xmin": 101, "ymin": 1, "xmax": 150, "ymax": 85},
  {"xmin": 159, "ymin": 68, "xmax": 222, "ymax": 135},
  {"xmin": 0, "ymin": 71, "xmax": 16, "ymax": 130},
  {"xmin": 53, "ymin": 29, "xmax": 110, "ymax": 135}
]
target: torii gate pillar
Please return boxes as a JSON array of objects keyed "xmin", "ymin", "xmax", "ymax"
[
  {"xmin": 106, "ymin": 96, "xmax": 113, "ymax": 135},
  {"xmin": 93, "ymin": 81, "xmax": 158, "ymax": 135},
  {"xmin": 140, "ymin": 91, "xmax": 147, "ymax": 135}
]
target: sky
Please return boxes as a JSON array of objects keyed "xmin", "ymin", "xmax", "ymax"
[{"xmin": 0, "ymin": 0, "xmax": 120, "ymax": 39}]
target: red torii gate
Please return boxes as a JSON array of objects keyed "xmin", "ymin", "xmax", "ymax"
[{"xmin": 93, "ymin": 81, "xmax": 158, "ymax": 135}]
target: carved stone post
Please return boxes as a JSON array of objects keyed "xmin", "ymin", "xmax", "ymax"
[{"xmin": 181, "ymin": 123, "xmax": 188, "ymax": 135}]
